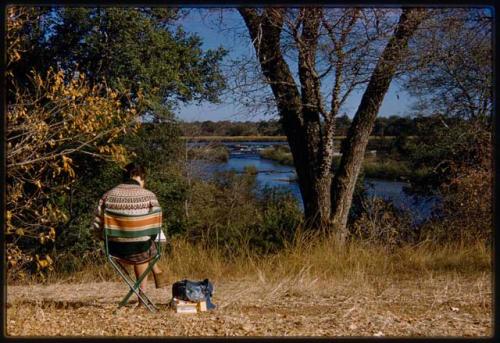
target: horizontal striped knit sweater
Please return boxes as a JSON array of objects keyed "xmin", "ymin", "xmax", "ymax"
[{"xmin": 93, "ymin": 179, "xmax": 162, "ymax": 244}]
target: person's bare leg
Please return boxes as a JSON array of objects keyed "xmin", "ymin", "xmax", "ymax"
[
  {"xmin": 134, "ymin": 262, "xmax": 166, "ymax": 307},
  {"xmin": 152, "ymin": 264, "xmax": 162, "ymax": 274},
  {"xmin": 116, "ymin": 260, "xmax": 145, "ymax": 306},
  {"xmin": 134, "ymin": 262, "xmax": 149, "ymax": 307},
  {"xmin": 134, "ymin": 264, "xmax": 164, "ymax": 288},
  {"xmin": 134, "ymin": 262, "xmax": 149, "ymax": 290},
  {"xmin": 151, "ymin": 263, "xmax": 168, "ymax": 288}
]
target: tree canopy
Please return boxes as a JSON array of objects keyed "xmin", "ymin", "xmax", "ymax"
[
  {"xmin": 6, "ymin": 6, "xmax": 228, "ymax": 279},
  {"xmin": 10, "ymin": 7, "xmax": 227, "ymax": 121}
]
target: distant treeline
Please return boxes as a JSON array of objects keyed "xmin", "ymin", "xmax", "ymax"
[{"xmin": 180, "ymin": 115, "xmax": 430, "ymax": 137}]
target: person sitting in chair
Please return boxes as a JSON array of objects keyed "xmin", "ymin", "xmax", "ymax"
[{"xmin": 93, "ymin": 162, "xmax": 168, "ymax": 304}]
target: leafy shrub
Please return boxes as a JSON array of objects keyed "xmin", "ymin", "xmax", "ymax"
[
  {"xmin": 180, "ymin": 169, "xmax": 302, "ymax": 255},
  {"xmin": 55, "ymin": 161, "xmax": 123, "ymax": 256},
  {"xmin": 259, "ymin": 145, "xmax": 294, "ymax": 166},
  {"xmin": 187, "ymin": 145, "xmax": 229, "ymax": 162},
  {"xmin": 46, "ymin": 121, "xmax": 186, "ymax": 271},
  {"xmin": 362, "ymin": 159, "xmax": 412, "ymax": 181},
  {"xmin": 419, "ymin": 165, "xmax": 492, "ymax": 243},
  {"xmin": 406, "ymin": 118, "xmax": 490, "ymax": 193},
  {"xmin": 6, "ymin": 67, "xmax": 136, "ymax": 280},
  {"xmin": 147, "ymin": 167, "xmax": 189, "ymax": 236},
  {"xmin": 250, "ymin": 187, "xmax": 303, "ymax": 254},
  {"xmin": 350, "ymin": 197, "xmax": 416, "ymax": 247}
]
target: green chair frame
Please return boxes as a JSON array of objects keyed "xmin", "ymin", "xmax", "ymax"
[{"xmin": 104, "ymin": 209, "xmax": 163, "ymax": 313}]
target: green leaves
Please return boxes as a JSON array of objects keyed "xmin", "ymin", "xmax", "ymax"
[{"xmin": 45, "ymin": 8, "xmax": 227, "ymax": 120}]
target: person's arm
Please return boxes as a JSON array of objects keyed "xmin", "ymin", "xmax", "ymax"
[
  {"xmin": 149, "ymin": 194, "xmax": 162, "ymax": 241},
  {"xmin": 92, "ymin": 196, "xmax": 106, "ymax": 240},
  {"xmin": 150, "ymin": 194, "xmax": 161, "ymax": 213}
]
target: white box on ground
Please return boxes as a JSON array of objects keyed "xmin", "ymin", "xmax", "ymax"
[
  {"xmin": 176, "ymin": 305, "xmax": 197, "ymax": 314},
  {"xmin": 172, "ymin": 298, "xmax": 207, "ymax": 313}
]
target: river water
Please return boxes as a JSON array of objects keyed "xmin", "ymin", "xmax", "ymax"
[{"xmin": 189, "ymin": 141, "xmax": 439, "ymax": 223}]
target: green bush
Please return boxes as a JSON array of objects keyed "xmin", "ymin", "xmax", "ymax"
[
  {"xmin": 56, "ymin": 160, "xmax": 123, "ymax": 249},
  {"xmin": 259, "ymin": 145, "xmax": 294, "ymax": 166},
  {"xmin": 362, "ymin": 159, "xmax": 412, "ymax": 181},
  {"xmin": 180, "ymin": 168, "xmax": 303, "ymax": 255},
  {"xmin": 250, "ymin": 187, "xmax": 303, "ymax": 254},
  {"xmin": 52, "ymin": 121, "xmax": 186, "ymax": 261},
  {"xmin": 146, "ymin": 167, "xmax": 189, "ymax": 236},
  {"xmin": 187, "ymin": 145, "xmax": 229, "ymax": 162},
  {"xmin": 405, "ymin": 117, "xmax": 490, "ymax": 194},
  {"xmin": 350, "ymin": 197, "xmax": 416, "ymax": 247}
]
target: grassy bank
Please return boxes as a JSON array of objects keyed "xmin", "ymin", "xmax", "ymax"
[
  {"xmin": 187, "ymin": 145, "xmax": 229, "ymax": 162},
  {"xmin": 359, "ymin": 156, "xmax": 414, "ymax": 181},
  {"xmin": 260, "ymin": 145, "xmax": 418, "ymax": 181},
  {"xmin": 161, "ymin": 237, "xmax": 491, "ymax": 282},
  {"xmin": 259, "ymin": 145, "xmax": 294, "ymax": 166},
  {"xmin": 41, "ymin": 234, "xmax": 490, "ymax": 286}
]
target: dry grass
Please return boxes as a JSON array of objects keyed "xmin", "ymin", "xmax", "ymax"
[
  {"xmin": 40, "ymin": 236, "xmax": 491, "ymax": 285},
  {"xmin": 6, "ymin": 237, "xmax": 492, "ymax": 337}
]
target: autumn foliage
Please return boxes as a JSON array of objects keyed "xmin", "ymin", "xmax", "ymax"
[
  {"xmin": 6, "ymin": 7, "xmax": 139, "ymax": 279},
  {"xmin": 426, "ymin": 131, "xmax": 492, "ymax": 243}
]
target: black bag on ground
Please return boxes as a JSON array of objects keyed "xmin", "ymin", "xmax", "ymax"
[{"xmin": 172, "ymin": 279, "xmax": 216, "ymax": 310}]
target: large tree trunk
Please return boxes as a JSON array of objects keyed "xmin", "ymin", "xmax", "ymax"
[
  {"xmin": 294, "ymin": 8, "xmax": 332, "ymax": 229},
  {"xmin": 330, "ymin": 8, "xmax": 428, "ymax": 243},
  {"xmin": 239, "ymin": 8, "xmax": 426, "ymax": 236},
  {"xmin": 239, "ymin": 8, "xmax": 332, "ymax": 230}
]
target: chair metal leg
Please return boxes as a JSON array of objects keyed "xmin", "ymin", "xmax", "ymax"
[
  {"xmin": 120, "ymin": 256, "xmax": 160, "ymax": 311},
  {"xmin": 109, "ymin": 257, "xmax": 157, "ymax": 312},
  {"xmin": 109, "ymin": 255, "xmax": 160, "ymax": 313}
]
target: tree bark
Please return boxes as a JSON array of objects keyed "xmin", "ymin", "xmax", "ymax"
[
  {"xmin": 239, "ymin": 8, "xmax": 427, "ymax": 237},
  {"xmin": 239, "ymin": 8, "xmax": 332, "ymax": 229},
  {"xmin": 330, "ymin": 8, "xmax": 428, "ymax": 243}
]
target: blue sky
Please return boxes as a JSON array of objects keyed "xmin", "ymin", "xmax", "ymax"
[{"xmin": 176, "ymin": 9, "xmax": 415, "ymax": 122}]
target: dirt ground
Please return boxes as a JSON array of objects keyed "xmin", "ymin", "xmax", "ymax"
[{"xmin": 6, "ymin": 273, "xmax": 492, "ymax": 337}]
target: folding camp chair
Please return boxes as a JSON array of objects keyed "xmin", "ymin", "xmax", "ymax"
[{"xmin": 104, "ymin": 209, "xmax": 163, "ymax": 313}]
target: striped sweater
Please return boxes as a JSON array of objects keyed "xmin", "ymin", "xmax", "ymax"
[{"xmin": 93, "ymin": 180, "xmax": 162, "ymax": 243}]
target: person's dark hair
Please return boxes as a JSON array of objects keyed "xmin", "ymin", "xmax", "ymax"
[{"xmin": 124, "ymin": 162, "xmax": 146, "ymax": 181}]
